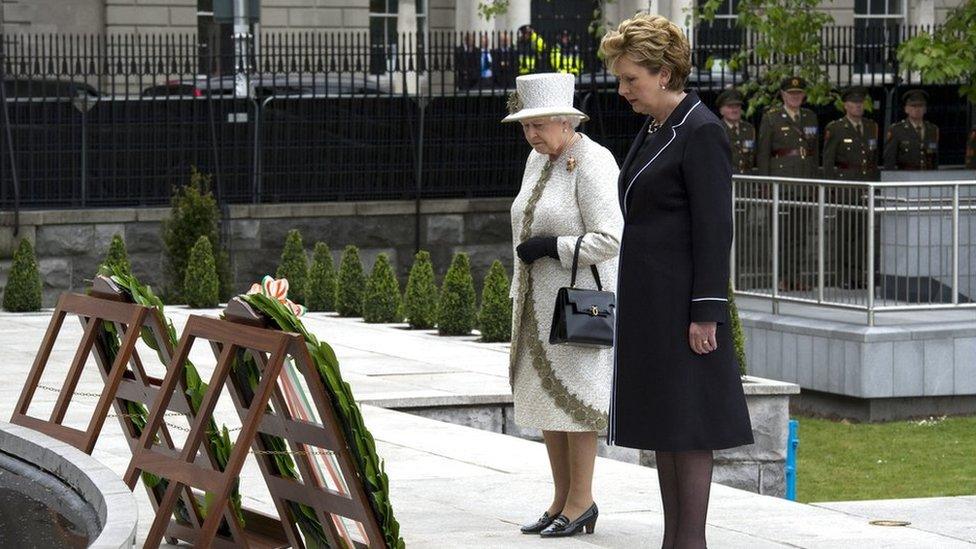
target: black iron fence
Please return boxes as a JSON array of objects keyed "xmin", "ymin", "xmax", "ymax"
[{"xmin": 0, "ymin": 27, "xmax": 972, "ymax": 210}]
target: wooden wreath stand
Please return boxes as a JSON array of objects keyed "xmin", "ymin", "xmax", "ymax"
[
  {"xmin": 10, "ymin": 276, "xmax": 289, "ymax": 546},
  {"xmin": 124, "ymin": 296, "xmax": 386, "ymax": 548}
]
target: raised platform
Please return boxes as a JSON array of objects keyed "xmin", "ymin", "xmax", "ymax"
[{"xmin": 738, "ymin": 296, "xmax": 976, "ymax": 421}]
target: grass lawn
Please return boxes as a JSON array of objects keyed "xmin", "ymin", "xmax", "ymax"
[{"xmin": 795, "ymin": 414, "xmax": 976, "ymax": 503}]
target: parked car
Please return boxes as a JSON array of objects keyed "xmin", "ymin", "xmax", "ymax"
[{"xmin": 141, "ymin": 73, "xmax": 388, "ymax": 98}]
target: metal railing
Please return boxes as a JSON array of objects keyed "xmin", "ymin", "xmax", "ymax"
[{"xmin": 732, "ymin": 174, "xmax": 976, "ymax": 325}]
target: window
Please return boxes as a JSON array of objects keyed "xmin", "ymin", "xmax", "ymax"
[
  {"xmin": 369, "ymin": 0, "xmax": 427, "ymax": 74},
  {"xmin": 853, "ymin": 0, "xmax": 905, "ymax": 75},
  {"xmin": 695, "ymin": 0, "xmax": 743, "ymax": 79}
]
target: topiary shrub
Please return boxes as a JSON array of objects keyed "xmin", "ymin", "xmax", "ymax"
[
  {"xmin": 101, "ymin": 233, "xmax": 131, "ymax": 276},
  {"xmin": 478, "ymin": 260, "xmax": 512, "ymax": 342},
  {"xmin": 276, "ymin": 229, "xmax": 309, "ymax": 305},
  {"xmin": 403, "ymin": 250, "xmax": 438, "ymax": 329},
  {"xmin": 162, "ymin": 167, "xmax": 231, "ymax": 303},
  {"xmin": 2, "ymin": 238, "xmax": 42, "ymax": 312},
  {"xmin": 183, "ymin": 236, "xmax": 220, "ymax": 308},
  {"xmin": 307, "ymin": 242, "xmax": 337, "ymax": 312},
  {"xmin": 437, "ymin": 252, "xmax": 477, "ymax": 336},
  {"xmin": 335, "ymin": 245, "xmax": 366, "ymax": 317},
  {"xmin": 363, "ymin": 253, "xmax": 402, "ymax": 323},
  {"xmin": 729, "ymin": 281, "xmax": 747, "ymax": 376}
]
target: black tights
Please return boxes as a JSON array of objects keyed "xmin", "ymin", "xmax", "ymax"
[{"xmin": 656, "ymin": 450, "xmax": 714, "ymax": 549}]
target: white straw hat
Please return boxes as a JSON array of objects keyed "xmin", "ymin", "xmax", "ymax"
[{"xmin": 501, "ymin": 73, "xmax": 589, "ymax": 123}]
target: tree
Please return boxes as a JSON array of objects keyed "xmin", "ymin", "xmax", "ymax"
[
  {"xmin": 307, "ymin": 242, "xmax": 337, "ymax": 312},
  {"xmin": 102, "ymin": 233, "xmax": 131, "ymax": 276},
  {"xmin": 478, "ymin": 260, "xmax": 512, "ymax": 342},
  {"xmin": 276, "ymin": 229, "xmax": 309, "ymax": 305},
  {"xmin": 162, "ymin": 167, "xmax": 231, "ymax": 302},
  {"xmin": 697, "ymin": 0, "xmax": 835, "ymax": 116},
  {"xmin": 363, "ymin": 253, "xmax": 403, "ymax": 323},
  {"xmin": 437, "ymin": 252, "xmax": 477, "ymax": 336},
  {"xmin": 2, "ymin": 238, "xmax": 42, "ymax": 312},
  {"xmin": 403, "ymin": 251, "xmax": 439, "ymax": 329},
  {"xmin": 898, "ymin": 3, "xmax": 976, "ymax": 103},
  {"xmin": 335, "ymin": 245, "xmax": 366, "ymax": 317},
  {"xmin": 183, "ymin": 236, "xmax": 220, "ymax": 308}
]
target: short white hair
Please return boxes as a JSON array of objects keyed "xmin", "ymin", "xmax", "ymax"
[{"xmin": 550, "ymin": 115, "xmax": 583, "ymax": 129}]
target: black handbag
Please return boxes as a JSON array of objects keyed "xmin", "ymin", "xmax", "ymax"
[{"xmin": 549, "ymin": 235, "xmax": 616, "ymax": 348}]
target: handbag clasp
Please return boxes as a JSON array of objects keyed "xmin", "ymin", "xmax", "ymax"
[{"xmin": 589, "ymin": 305, "xmax": 600, "ymax": 316}]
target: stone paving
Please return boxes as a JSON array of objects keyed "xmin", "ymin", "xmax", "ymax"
[{"xmin": 0, "ymin": 306, "xmax": 973, "ymax": 547}]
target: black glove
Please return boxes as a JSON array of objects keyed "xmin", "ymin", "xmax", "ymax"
[{"xmin": 516, "ymin": 236, "xmax": 559, "ymax": 264}]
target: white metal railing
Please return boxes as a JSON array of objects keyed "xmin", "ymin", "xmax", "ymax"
[{"xmin": 731, "ymin": 174, "xmax": 976, "ymax": 325}]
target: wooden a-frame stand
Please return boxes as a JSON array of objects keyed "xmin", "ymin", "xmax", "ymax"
[
  {"xmin": 10, "ymin": 276, "xmax": 289, "ymax": 547},
  {"xmin": 125, "ymin": 297, "xmax": 387, "ymax": 548}
]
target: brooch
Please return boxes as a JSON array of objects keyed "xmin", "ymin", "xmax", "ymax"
[
  {"xmin": 566, "ymin": 156, "xmax": 577, "ymax": 172},
  {"xmin": 507, "ymin": 91, "xmax": 523, "ymax": 115}
]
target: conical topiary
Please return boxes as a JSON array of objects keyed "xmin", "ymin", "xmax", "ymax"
[
  {"xmin": 276, "ymin": 229, "xmax": 309, "ymax": 305},
  {"xmin": 102, "ymin": 233, "xmax": 131, "ymax": 276},
  {"xmin": 403, "ymin": 250, "xmax": 438, "ymax": 329},
  {"xmin": 363, "ymin": 253, "xmax": 402, "ymax": 323},
  {"xmin": 729, "ymin": 281, "xmax": 747, "ymax": 375},
  {"xmin": 335, "ymin": 245, "xmax": 366, "ymax": 317},
  {"xmin": 478, "ymin": 260, "xmax": 512, "ymax": 342},
  {"xmin": 162, "ymin": 167, "xmax": 231, "ymax": 302},
  {"xmin": 2, "ymin": 238, "xmax": 42, "ymax": 312},
  {"xmin": 307, "ymin": 242, "xmax": 337, "ymax": 312},
  {"xmin": 437, "ymin": 252, "xmax": 477, "ymax": 336},
  {"xmin": 183, "ymin": 236, "xmax": 220, "ymax": 308}
]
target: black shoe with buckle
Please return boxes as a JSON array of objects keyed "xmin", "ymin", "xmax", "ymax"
[
  {"xmin": 539, "ymin": 503, "xmax": 598, "ymax": 538},
  {"xmin": 520, "ymin": 511, "xmax": 558, "ymax": 534}
]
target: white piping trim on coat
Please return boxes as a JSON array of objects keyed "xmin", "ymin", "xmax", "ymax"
[
  {"xmin": 621, "ymin": 100, "xmax": 702, "ymax": 217},
  {"xmin": 691, "ymin": 297, "xmax": 728, "ymax": 302},
  {"xmin": 608, "ymin": 237, "xmax": 623, "ymax": 445}
]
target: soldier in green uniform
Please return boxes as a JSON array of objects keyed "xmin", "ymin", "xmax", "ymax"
[
  {"xmin": 757, "ymin": 76, "xmax": 820, "ymax": 178},
  {"xmin": 883, "ymin": 89, "xmax": 939, "ymax": 170},
  {"xmin": 965, "ymin": 126, "xmax": 976, "ymax": 169},
  {"xmin": 823, "ymin": 86, "xmax": 879, "ymax": 181},
  {"xmin": 822, "ymin": 86, "xmax": 878, "ymax": 288},
  {"xmin": 757, "ymin": 76, "xmax": 821, "ymax": 291},
  {"xmin": 717, "ymin": 88, "xmax": 756, "ymax": 174}
]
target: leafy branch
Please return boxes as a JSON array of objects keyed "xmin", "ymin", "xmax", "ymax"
[
  {"xmin": 697, "ymin": 0, "xmax": 835, "ymax": 116},
  {"xmin": 897, "ymin": 1, "xmax": 976, "ymax": 103}
]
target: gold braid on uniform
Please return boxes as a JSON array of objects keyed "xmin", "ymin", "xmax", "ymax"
[{"xmin": 514, "ymin": 159, "xmax": 608, "ymax": 431}]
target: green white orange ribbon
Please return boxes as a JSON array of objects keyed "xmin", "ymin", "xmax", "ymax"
[{"xmin": 247, "ymin": 275, "xmax": 307, "ymax": 317}]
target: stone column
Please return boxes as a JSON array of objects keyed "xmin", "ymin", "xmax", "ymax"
[
  {"xmin": 502, "ymin": 0, "xmax": 531, "ymax": 31},
  {"xmin": 910, "ymin": 0, "xmax": 935, "ymax": 26},
  {"xmin": 455, "ymin": 1, "xmax": 492, "ymax": 33},
  {"xmin": 396, "ymin": 0, "xmax": 419, "ymax": 94}
]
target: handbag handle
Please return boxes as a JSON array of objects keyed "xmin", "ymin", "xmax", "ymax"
[{"xmin": 569, "ymin": 235, "xmax": 603, "ymax": 291}]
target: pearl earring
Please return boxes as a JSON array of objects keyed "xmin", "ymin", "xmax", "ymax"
[
  {"xmin": 563, "ymin": 128, "xmax": 568, "ymax": 133},
  {"xmin": 660, "ymin": 83, "xmax": 667, "ymax": 90}
]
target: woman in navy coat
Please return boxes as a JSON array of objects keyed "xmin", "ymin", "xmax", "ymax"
[{"xmin": 600, "ymin": 14, "xmax": 753, "ymax": 549}]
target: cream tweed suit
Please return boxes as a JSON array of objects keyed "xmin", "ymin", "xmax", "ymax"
[{"xmin": 509, "ymin": 133, "xmax": 623, "ymax": 432}]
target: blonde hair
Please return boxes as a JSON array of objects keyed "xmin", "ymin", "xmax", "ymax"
[{"xmin": 599, "ymin": 13, "xmax": 691, "ymax": 92}]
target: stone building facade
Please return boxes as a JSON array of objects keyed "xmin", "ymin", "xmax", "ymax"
[{"xmin": 1, "ymin": 0, "xmax": 964, "ymax": 37}]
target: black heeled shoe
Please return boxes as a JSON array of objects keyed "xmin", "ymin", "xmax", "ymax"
[
  {"xmin": 539, "ymin": 503, "xmax": 598, "ymax": 538},
  {"xmin": 520, "ymin": 511, "xmax": 558, "ymax": 534}
]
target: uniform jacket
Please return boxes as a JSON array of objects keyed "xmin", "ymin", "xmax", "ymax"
[
  {"xmin": 965, "ymin": 127, "xmax": 976, "ymax": 169},
  {"xmin": 823, "ymin": 116, "xmax": 879, "ymax": 180},
  {"xmin": 883, "ymin": 119, "xmax": 939, "ymax": 170},
  {"xmin": 757, "ymin": 106, "xmax": 820, "ymax": 177},
  {"xmin": 723, "ymin": 119, "xmax": 757, "ymax": 174}
]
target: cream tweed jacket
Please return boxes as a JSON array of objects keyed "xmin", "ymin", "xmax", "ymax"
[{"xmin": 509, "ymin": 134, "xmax": 623, "ymax": 431}]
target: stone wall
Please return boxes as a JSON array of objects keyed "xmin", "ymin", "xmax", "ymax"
[{"xmin": 0, "ymin": 198, "xmax": 514, "ymax": 307}]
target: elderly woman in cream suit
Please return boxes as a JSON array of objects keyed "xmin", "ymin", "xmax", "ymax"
[{"xmin": 504, "ymin": 72, "xmax": 623, "ymax": 538}]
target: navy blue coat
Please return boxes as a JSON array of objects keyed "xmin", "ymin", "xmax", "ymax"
[{"xmin": 608, "ymin": 92, "xmax": 754, "ymax": 451}]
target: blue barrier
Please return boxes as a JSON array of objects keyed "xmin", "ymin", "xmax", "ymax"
[{"xmin": 785, "ymin": 419, "xmax": 799, "ymax": 501}]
